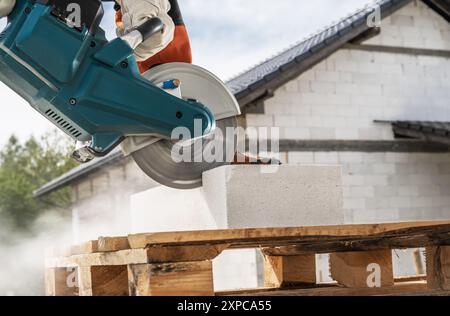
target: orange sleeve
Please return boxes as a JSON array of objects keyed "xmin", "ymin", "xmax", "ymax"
[{"xmin": 115, "ymin": 10, "xmax": 123, "ymax": 29}]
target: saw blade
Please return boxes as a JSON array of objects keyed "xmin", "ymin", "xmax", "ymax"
[{"xmin": 131, "ymin": 117, "xmax": 238, "ymax": 189}]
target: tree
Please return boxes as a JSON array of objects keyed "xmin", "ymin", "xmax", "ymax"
[{"xmin": 0, "ymin": 131, "xmax": 78, "ymax": 230}]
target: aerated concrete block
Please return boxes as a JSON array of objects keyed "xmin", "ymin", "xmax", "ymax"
[{"xmin": 202, "ymin": 165, "xmax": 344, "ymax": 228}]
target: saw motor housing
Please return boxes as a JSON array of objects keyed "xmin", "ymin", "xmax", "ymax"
[{"xmin": 0, "ymin": 0, "xmax": 217, "ymax": 157}]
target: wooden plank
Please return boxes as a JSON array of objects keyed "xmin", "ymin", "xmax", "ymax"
[
  {"xmin": 46, "ymin": 249, "xmax": 151, "ymax": 268},
  {"xmin": 91, "ymin": 266, "xmax": 129, "ymax": 296},
  {"xmin": 128, "ymin": 221, "xmax": 450, "ymax": 250},
  {"xmin": 218, "ymin": 281, "xmax": 449, "ymax": 296},
  {"xmin": 264, "ymin": 255, "xmax": 316, "ymax": 287},
  {"xmin": 71, "ymin": 240, "xmax": 98, "ymax": 255},
  {"xmin": 260, "ymin": 231, "xmax": 445, "ymax": 256},
  {"xmin": 78, "ymin": 266, "xmax": 129, "ymax": 296},
  {"xmin": 146, "ymin": 244, "xmax": 229, "ymax": 263},
  {"xmin": 78, "ymin": 266, "xmax": 93, "ymax": 296},
  {"xmin": 45, "ymin": 269, "xmax": 56, "ymax": 296},
  {"xmin": 128, "ymin": 261, "xmax": 214, "ymax": 296},
  {"xmin": 46, "ymin": 244, "xmax": 229, "ymax": 268},
  {"xmin": 98, "ymin": 236, "xmax": 130, "ymax": 252},
  {"xmin": 330, "ymin": 250, "xmax": 394, "ymax": 288},
  {"xmin": 45, "ymin": 268, "xmax": 79, "ymax": 296},
  {"xmin": 426, "ymin": 246, "xmax": 450, "ymax": 291}
]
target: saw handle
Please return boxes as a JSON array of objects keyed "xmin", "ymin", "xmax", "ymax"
[
  {"xmin": 136, "ymin": 17, "xmax": 164, "ymax": 42},
  {"xmin": 120, "ymin": 17, "xmax": 165, "ymax": 50}
]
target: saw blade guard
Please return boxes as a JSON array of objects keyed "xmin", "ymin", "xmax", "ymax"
[{"xmin": 127, "ymin": 63, "xmax": 241, "ymax": 189}]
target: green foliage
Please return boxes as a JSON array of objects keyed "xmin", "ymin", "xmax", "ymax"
[{"xmin": 0, "ymin": 131, "xmax": 78, "ymax": 230}]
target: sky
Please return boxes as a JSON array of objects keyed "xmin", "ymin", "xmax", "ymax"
[{"xmin": 0, "ymin": 0, "xmax": 372, "ymax": 146}]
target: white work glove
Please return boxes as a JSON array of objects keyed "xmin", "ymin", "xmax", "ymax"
[
  {"xmin": 0, "ymin": 0, "xmax": 15, "ymax": 18},
  {"xmin": 116, "ymin": 0, "xmax": 175, "ymax": 62}
]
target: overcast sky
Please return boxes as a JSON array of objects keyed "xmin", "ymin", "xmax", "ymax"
[{"xmin": 0, "ymin": 0, "xmax": 372, "ymax": 146}]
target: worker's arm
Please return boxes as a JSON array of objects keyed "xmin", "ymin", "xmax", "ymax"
[
  {"xmin": 0, "ymin": 0, "xmax": 15, "ymax": 17},
  {"xmin": 115, "ymin": 0, "xmax": 175, "ymax": 61}
]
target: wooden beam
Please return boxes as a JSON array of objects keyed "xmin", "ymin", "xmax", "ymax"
[
  {"xmin": 260, "ymin": 230, "xmax": 448, "ymax": 256},
  {"xmin": 128, "ymin": 261, "xmax": 214, "ymax": 296},
  {"xmin": 218, "ymin": 281, "xmax": 447, "ymax": 297},
  {"xmin": 330, "ymin": 250, "xmax": 394, "ymax": 288},
  {"xmin": 128, "ymin": 221, "xmax": 450, "ymax": 249},
  {"xmin": 98, "ymin": 236, "xmax": 130, "ymax": 252},
  {"xmin": 264, "ymin": 255, "xmax": 316, "ymax": 287},
  {"xmin": 46, "ymin": 245, "xmax": 229, "ymax": 268},
  {"xmin": 145, "ymin": 244, "xmax": 229, "ymax": 263},
  {"xmin": 46, "ymin": 249, "xmax": 151, "ymax": 268},
  {"xmin": 45, "ymin": 268, "xmax": 79, "ymax": 296},
  {"xmin": 426, "ymin": 246, "xmax": 450, "ymax": 291},
  {"xmin": 78, "ymin": 266, "xmax": 129, "ymax": 296},
  {"xmin": 71, "ymin": 240, "xmax": 98, "ymax": 255}
]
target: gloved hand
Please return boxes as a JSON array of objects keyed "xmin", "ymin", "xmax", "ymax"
[
  {"xmin": 116, "ymin": 0, "xmax": 175, "ymax": 62},
  {"xmin": 0, "ymin": 0, "xmax": 15, "ymax": 18}
]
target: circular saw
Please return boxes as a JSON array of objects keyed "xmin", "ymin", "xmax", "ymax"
[
  {"xmin": 122, "ymin": 63, "xmax": 241, "ymax": 189},
  {"xmin": 0, "ymin": 1, "xmax": 241, "ymax": 191}
]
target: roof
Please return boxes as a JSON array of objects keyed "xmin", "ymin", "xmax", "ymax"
[
  {"xmin": 34, "ymin": 0, "xmax": 450, "ymax": 198},
  {"xmin": 392, "ymin": 121, "xmax": 450, "ymax": 144},
  {"xmin": 33, "ymin": 150, "xmax": 125, "ymax": 198},
  {"xmin": 228, "ymin": 0, "xmax": 414, "ymax": 105}
]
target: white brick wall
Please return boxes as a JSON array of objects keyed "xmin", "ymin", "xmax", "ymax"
[
  {"xmin": 246, "ymin": 1, "xmax": 450, "ymax": 141},
  {"xmin": 253, "ymin": 45, "xmax": 450, "ymax": 140},
  {"xmin": 241, "ymin": 1, "xmax": 450, "ymax": 224},
  {"xmin": 366, "ymin": 1, "xmax": 450, "ymax": 50},
  {"xmin": 287, "ymin": 152, "xmax": 450, "ymax": 223}
]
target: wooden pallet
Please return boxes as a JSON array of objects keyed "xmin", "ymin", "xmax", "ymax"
[{"xmin": 45, "ymin": 220, "xmax": 450, "ymax": 296}]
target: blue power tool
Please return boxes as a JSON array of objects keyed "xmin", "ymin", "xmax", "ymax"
[{"xmin": 0, "ymin": 0, "xmax": 241, "ymax": 189}]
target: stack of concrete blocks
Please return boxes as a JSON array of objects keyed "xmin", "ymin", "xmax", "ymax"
[{"xmin": 130, "ymin": 165, "xmax": 344, "ymax": 290}]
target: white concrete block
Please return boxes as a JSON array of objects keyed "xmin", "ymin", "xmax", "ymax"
[
  {"xmin": 372, "ymin": 163, "xmax": 397, "ymax": 175},
  {"xmin": 335, "ymin": 128, "xmax": 359, "ymax": 140},
  {"xmin": 315, "ymin": 70, "xmax": 340, "ymax": 82},
  {"xmin": 348, "ymin": 186, "xmax": 375, "ymax": 198},
  {"xmin": 274, "ymin": 115, "xmax": 298, "ymax": 127},
  {"xmin": 339, "ymin": 152, "xmax": 364, "ymax": 163},
  {"xmin": 280, "ymin": 127, "xmax": 311, "ymax": 139},
  {"xmin": 339, "ymin": 72, "xmax": 353, "ymax": 83},
  {"xmin": 288, "ymin": 152, "xmax": 314, "ymax": 164},
  {"xmin": 213, "ymin": 250, "xmax": 260, "ymax": 291},
  {"xmin": 130, "ymin": 187, "xmax": 216, "ymax": 233},
  {"xmin": 202, "ymin": 165, "xmax": 344, "ymax": 228},
  {"xmin": 342, "ymin": 175, "xmax": 365, "ymax": 186},
  {"xmin": 246, "ymin": 114, "xmax": 274, "ymax": 127},
  {"xmin": 309, "ymin": 127, "xmax": 336, "ymax": 140},
  {"xmin": 311, "ymin": 82, "xmax": 335, "ymax": 94},
  {"xmin": 343, "ymin": 198, "xmax": 366, "ymax": 210},
  {"xmin": 284, "ymin": 80, "xmax": 299, "ymax": 92},
  {"xmin": 314, "ymin": 152, "xmax": 339, "ymax": 164}
]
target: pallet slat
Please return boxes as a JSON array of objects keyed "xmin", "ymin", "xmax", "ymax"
[
  {"xmin": 218, "ymin": 281, "xmax": 450, "ymax": 297},
  {"xmin": 127, "ymin": 221, "xmax": 450, "ymax": 250},
  {"xmin": 45, "ymin": 221, "xmax": 450, "ymax": 297}
]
